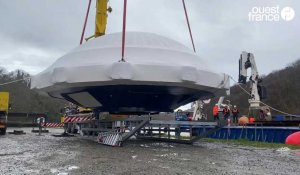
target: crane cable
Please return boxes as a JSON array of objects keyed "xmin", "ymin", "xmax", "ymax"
[
  {"xmin": 121, "ymin": 0, "xmax": 127, "ymax": 62},
  {"xmin": 229, "ymin": 76, "xmax": 299, "ymax": 117},
  {"xmin": 80, "ymin": 0, "xmax": 92, "ymax": 45},
  {"xmin": 182, "ymin": 0, "xmax": 196, "ymax": 53}
]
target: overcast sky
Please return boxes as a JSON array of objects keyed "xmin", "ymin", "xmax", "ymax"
[{"xmin": 0, "ymin": 0, "xmax": 299, "ymax": 83}]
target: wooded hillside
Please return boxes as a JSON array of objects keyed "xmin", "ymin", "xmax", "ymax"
[
  {"xmin": 1, "ymin": 59, "xmax": 299, "ymax": 122},
  {"xmin": 203, "ymin": 59, "xmax": 300, "ymax": 118},
  {"xmin": 0, "ymin": 68, "xmax": 66, "ymax": 122}
]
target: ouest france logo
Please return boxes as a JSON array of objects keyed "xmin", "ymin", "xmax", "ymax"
[{"xmin": 248, "ymin": 6, "xmax": 295, "ymax": 22}]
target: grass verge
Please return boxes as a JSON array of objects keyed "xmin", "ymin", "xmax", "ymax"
[{"xmin": 202, "ymin": 138, "xmax": 300, "ymax": 150}]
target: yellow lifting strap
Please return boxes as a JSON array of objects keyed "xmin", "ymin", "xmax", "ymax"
[{"xmin": 95, "ymin": 0, "xmax": 109, "ymax": 37}]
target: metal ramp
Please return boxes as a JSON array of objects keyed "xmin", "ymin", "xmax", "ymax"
[
  {"xmin": 96, "ymin": 118, "xmax": 150, "ymax": 146},
  {"xmin": 121, "ymin": 118, "xmax": 150, "ymax": 142},
  {"xmin": 77, "ymin": 117, "xmax": 150, "ymax": 146},
  {"xmin": 97, "ymin": 130, "xmax": 123, "ymax": 146}
]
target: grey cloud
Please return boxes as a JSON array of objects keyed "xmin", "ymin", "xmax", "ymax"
[{"xmin": 0, "ymin": 0, "xmax": 299, "ymax": 81}]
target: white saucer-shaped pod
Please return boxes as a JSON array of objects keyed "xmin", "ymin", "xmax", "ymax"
[{"xmin": 31, "ymin": 32, "xmax": 229, "ymax": 113}]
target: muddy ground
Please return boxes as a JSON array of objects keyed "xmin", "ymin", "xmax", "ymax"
[{"xmin": 1, "ymin": 128, "xmax": 300, "ymax": 175}]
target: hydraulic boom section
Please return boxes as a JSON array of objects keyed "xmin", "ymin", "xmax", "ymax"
[
  {"xmin": 95, "ymin": 0, "xmax": 112, "ymax": 37},
  {"xmin": 84, "ymin": 0, "xmax": 112, "ymax": 42},
  {"xmin": 238, "ymin": 51, "xmax": 266, "ymax": 108}
]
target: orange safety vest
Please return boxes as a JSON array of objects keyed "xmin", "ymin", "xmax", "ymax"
[{"xmin": 213, "ymin": 106, "xmax": 219, "ymax": 116}]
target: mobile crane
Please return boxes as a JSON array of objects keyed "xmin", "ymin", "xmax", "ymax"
[{"xmin": 238, "ymin": 51, "xmax": 269, "ymax": 120}]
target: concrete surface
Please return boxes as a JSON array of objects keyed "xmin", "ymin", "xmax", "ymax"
[{"xmin": 1, "ymin": 127, "xmax": 300, "ymax": 175}]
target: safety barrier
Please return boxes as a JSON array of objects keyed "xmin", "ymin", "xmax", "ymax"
[
  {"xmin": 64, "ymin": 114, "xmax": 95, "ymax": 123},
  {"xmin": 45, "ymin": 123, "xmax": 64, "ymax": 127}
]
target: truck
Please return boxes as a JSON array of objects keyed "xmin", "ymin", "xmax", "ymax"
[{"xmin": 0, "ymin": 92, "xmax": 9, "ymax": 135}]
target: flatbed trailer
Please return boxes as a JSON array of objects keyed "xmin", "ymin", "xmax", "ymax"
[
  {"xmin": 61, "ymin": 112, "xmax": 300, "ymax": 146},
  {"xmin": 63, "ymin": 112, "xmax": 225, "ymax": 146}
]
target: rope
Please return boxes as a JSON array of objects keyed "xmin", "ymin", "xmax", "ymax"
[
  {"xmin": 229, "ymin": 76, "xmax": 299, "ymax": 117},
  {"xmin": 182, "ymin": 0, "xmax": 196, "ymax": 53},
  {"xmin": 259, "ymin": 101, "xmax": 299, "ymax": 117},
  {"xmin": 80, "ymin": 0, "xmax": 92, "ymax": 45},
  {"xmin": 121, "ymin": 0, "xmax": 127, "ymax": 62},
  {"xmin": 0, "ymin": 77, "xmax": 31, "ymax": 86}
]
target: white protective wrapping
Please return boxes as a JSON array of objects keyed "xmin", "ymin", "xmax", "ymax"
[{"xmin": 31, "ymin": 32, "xmax": 230, "ymax": 99}]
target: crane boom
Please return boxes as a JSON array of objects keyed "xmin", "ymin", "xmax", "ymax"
[
  {"xmin": 238, "ymin": 51, "xmax": 270, "ymax": 120},
  {"xmin": 95, "ymin": 0, "xmax": 110, "ymax": 37},
  {"xmin": 83, "ymin": 0, "xmax": 111, "ymax": 42},
  {"xmin": 239, "ymin": 51, "xmax": 262, "ymax": 108}
]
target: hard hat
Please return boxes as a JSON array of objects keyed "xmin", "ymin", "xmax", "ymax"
[{"xmin": 234, "ymin": 105, "xmax": 237, "ymax": 108}]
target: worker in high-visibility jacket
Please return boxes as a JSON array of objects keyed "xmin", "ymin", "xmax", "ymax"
[
  {"xmin": 222, "ymin": 105, "xmax": 230, "ymax": 121},
  {"xmin": 213, "ymin": 104, "xmax": 219, "ymax": 121},
  {"xmin": 231, "ymin": 105, "xmax": 239, "ymax": 125}
]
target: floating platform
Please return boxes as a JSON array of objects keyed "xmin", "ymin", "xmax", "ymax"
[
  {"xmin": 62, "ymin": 114, "xmax": 300, "ymax": 145},
  {"xmin": 188, "ymin": 125, "xmax": 300, "ymax": 143},
  {"xmin": 139, "ymin": 120, "xmax": 300, "ymax": 144}
]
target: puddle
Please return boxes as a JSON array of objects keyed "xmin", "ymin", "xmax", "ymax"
[{"xmin": 276, "ymin": 147, "xmax": 291, "ymax": 152}]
